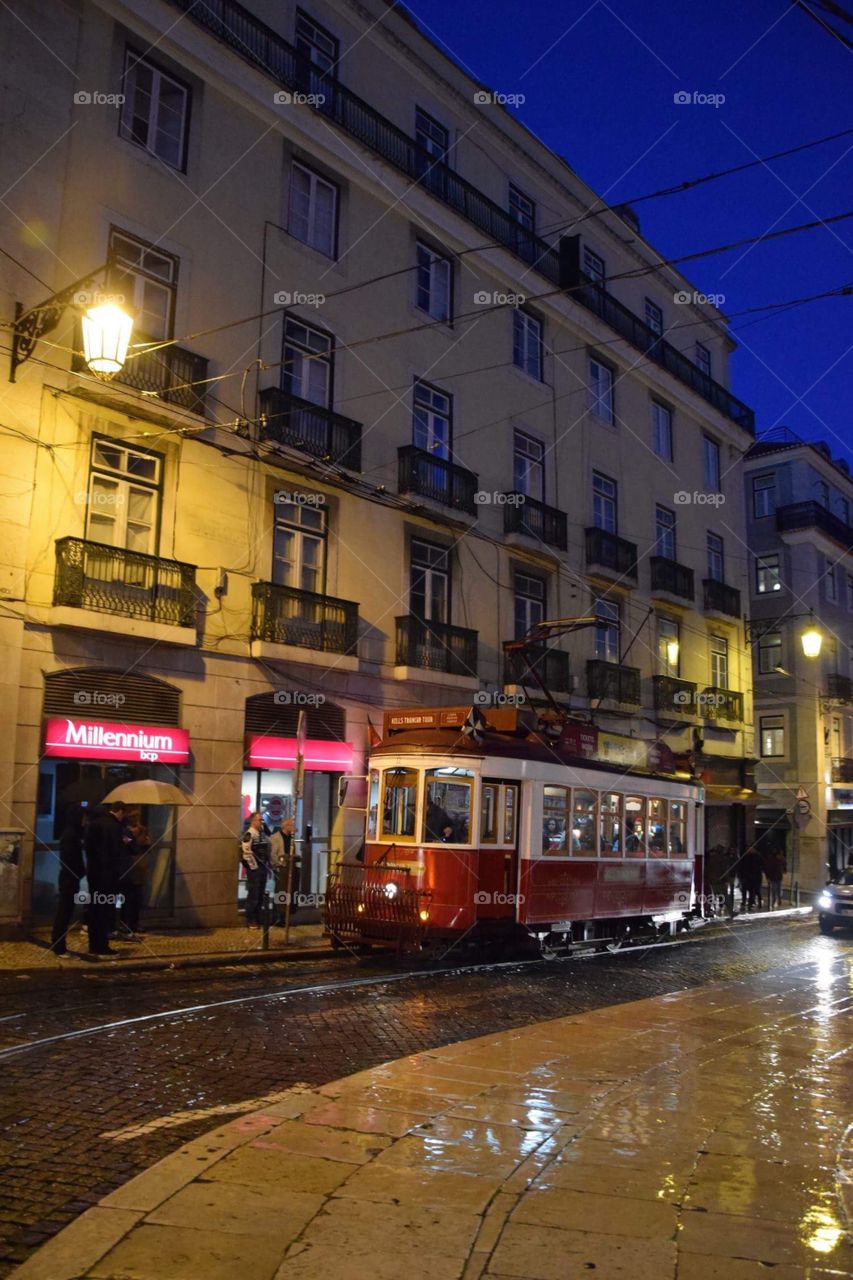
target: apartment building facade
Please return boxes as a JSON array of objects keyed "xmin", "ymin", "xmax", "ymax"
[
  {"xmin": 744, "ymin": 433, "xmax": 853, "ymax": 891},
  {"xmin": 0, "ymin": 0, "xmax": 756, "ymax": 930}
]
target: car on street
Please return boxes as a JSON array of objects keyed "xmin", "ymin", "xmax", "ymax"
[{"xmin": 816, "ymin": 869, "xmax": 853, "ymax": 934}]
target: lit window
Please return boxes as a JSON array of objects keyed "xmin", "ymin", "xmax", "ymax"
[
  {"xmin": 423, "ymin": 767, "xmax": 473, "ymax": 844},
  {"xmin": 756, "ymin": 554, "xmax": 782, "ymax": 594},
  {"xmin": 710, "ymin": 633, "xmax": 729, "ymax": 689},
  {"xmin": 543, "ymin": 786, "xmax": 570, "ymax": 855},
  {"xmin": 381, "ymin": 768, "xmax": 418, "ymax": 840},
  {"xmin": 760, "ymin": 716, "xmax": 785, "ymax": 758}
]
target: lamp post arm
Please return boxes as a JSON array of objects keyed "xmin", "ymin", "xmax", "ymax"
[{"xmin": 9, "ymin": 262, "xmax": 111, "ymax": 381}]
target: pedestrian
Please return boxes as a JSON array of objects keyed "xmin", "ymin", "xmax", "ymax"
[
  {"xmin": 706, "ymin": 845, "xmax": 730, "ymax": 916},
  {"xmin": 270, "ymin": 817, "xmax": 296, "ymax": 925},
  {"xmin": 763, "ymin": 848, "xmax": 787, "ymax": 909},
  {"xmin": 240, "ymin": 811, "xmax": 272, "ymax": 929},
  {"xmin": 83, "ymin": 802, "xmax": 127, "ymax": 956},
  {"xmin": 119, "ymin": 810, "xmax": 151, "ymax": 938},
  {"xmin": 50, "ymin": 805, "xmax": 88, "ymax": 958},
  {"xmin": 738, "ymin": 845, "xmax": 764, "ymax": 913}
]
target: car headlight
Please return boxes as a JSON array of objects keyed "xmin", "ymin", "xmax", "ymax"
[{"xmin": 817, "ymin": 892, "xmax": 833, "ymax": 910}]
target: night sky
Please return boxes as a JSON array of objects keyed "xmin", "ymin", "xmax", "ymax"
[{"xmin": 400, "ymin": 0, "xmax": 853, "ymax": 465}]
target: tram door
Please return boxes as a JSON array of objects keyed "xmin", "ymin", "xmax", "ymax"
[{"xmin": 477, "ymin": 781, "xmax": 520, "ymax": 918}]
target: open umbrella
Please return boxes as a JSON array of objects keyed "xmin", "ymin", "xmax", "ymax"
[{"xmin": 102, "ymin": 780, "xmax": 191, "ymax": 806}]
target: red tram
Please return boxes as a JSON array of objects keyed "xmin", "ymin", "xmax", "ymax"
[{"xmin": 324, "ymin": 705, "xmax": 705, "ymax": 954}]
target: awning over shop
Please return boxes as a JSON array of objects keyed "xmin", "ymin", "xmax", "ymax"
[{"xmin": 246, "ymin": 734, "xmax": 354, "ymax": 771}]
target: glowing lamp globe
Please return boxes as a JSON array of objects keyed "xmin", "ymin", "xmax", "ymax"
[
  {"xmin": 666, "ymin": 639, "xmax": 680, "ymax": 667},
  {"xmin": 800, "ymin": 624, "xmax": 822, "ymax": 659},
  {"xmin": 81, "ymin": 302, "xmax": 133, "ymax": 376}
]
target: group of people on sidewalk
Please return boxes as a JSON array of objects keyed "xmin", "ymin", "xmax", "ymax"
[
  {"xmin": 50, "ymin": 801, "xmax": 152, "ymax": 960},
  {"xmin": 706, "ymin": 844, "xmax": 788, "ymax": 915},
  {"xmin": 240, "ymin": 812, "xmax": 298, "ymax": 929}
]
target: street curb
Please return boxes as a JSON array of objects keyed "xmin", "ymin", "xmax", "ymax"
[{"xmin": 2, "ymin": 945, "xmax": 338, "ymax": 979}]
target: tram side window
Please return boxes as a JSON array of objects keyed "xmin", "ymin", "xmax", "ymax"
[
  {"xmin": 648, "ymin": 798, "xmax": 667, "ymax": 858},
  {"xmin": 503, "ymin": 786, "xmax": 516, "ymax": 844},
  {"xmin": 600, "ymin": 792, "xmax": 623, "ymax": 854},
  {"xmin": 624, "ymin": 796, "xmax": 646, "ymax": 857},
  {"xmin": 382, "ymin": 768, "xmax": 418, "ymax": 840},
  {"xmin": 543, "ymin": 785, "xmax": 569, "ymax": 854},
  {"xmin": 424, "ymin": 768, "xmax": 473, "ymax": 844},
  {"xmin": 572, "ymin": 789, "xmax": 598, "ymax": 855},
  {"xmin": 481, "ymin": 784, "xmax": 498, "ymax": 844},
  {"xmin": 669, "ymin": 801, "xmax": 687, "ymax": 854},
  {"xmin": 367, "ymin": 769, "xmax": 380, "ymax": 839}
]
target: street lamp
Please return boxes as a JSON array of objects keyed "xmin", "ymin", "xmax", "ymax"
[
  {"xmin": 9, "ymin": 261, "xmax": 133, "ymax": 382},
  {"xmin": 80, "ymin": 302, "xmax": 133, "ymax": 376},
  {"xmin": 747, "ymin": 613, "xmax": 824, "ymax": 661},
  {"xmin": 800, "ymin": 619, "xmax": 823, "ymax": 659}
]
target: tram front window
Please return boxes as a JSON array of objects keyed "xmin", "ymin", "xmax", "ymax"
[
  {"xmin": 382, "ymin": 768, "xmax": 418, "ymax": 840},
  {"xmin": 424, "ymin": 768, "xmax": 473, "ymax": 843}
]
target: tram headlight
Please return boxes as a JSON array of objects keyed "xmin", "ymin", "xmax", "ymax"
[
  {"xmin": 817, "ymin": 892, "xmax": 833, "ymax": 911},
  {"xmin": 384, "ymin": 881, "xmax": 399, "ymax": 900},
  {"xmin": 419, "ymin": 908, "xmax": 430, "ymax": 922},
  {"xmin": 356, "ymin": 903, "xmax": 365, "ymax": 914}
]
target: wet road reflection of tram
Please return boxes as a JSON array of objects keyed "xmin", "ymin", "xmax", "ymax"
[{"xmin": 325, "ymin": 706, "xmax": 704, "ymax": 956}]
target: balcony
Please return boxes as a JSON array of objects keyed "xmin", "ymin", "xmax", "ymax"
[
  {"xmin": 652, "ymin": 675, "xmax": 698, "ymax": 715},
  {"xmin": 53, "ymin": 536, "xmax": 196, "ymax": 628},
  {"xmin": 826, "ymin": 674, "xmax": 853, "ymax": 704},
  {"xmin": 585, "ymin": 527, "xmax": 638, "ymax": 583},
  {"xmin": 777, "ymin": 502, "xmax": 853, "ymax": 552},
  {"xmin": 168, "ymin": 0, "xmax": 755, "ymax": 436},
  {"xmin": 251, "ymin": 582, "xmax": 358, "ymax": 654},
  {"xmin": 398, "ymin": 446, "xmax": 478, "ymax": 515},
  {"xmin": 504, "ymin": 645, "xmax": 572, "ymax": 694},
  {"xmin": 259, "ymin": 388, "xmax": 362, "ymax": 469},
  {"xmin": 700, "ymin": 686, "xmax": 744, "ymax": 723},
  {"xmin": 74, "ymin": 331, "xmax": 208, "ymax": 414},
  {"xmin": 703, "ymin": 577, "xmax": 742, "ymax": 619},
  {"xmin": 503, "ymin": 494, "xmax": 568, "ymax": 551},
  {"xmin": 650, "ymin": 556, "xmax": 694, "ymax": 601},
  {"xmin": 396, "ymin": 615, "xmax": 478, "ymax": 677},
  {"xmin": 587, "ymin": 660, "xmax": 641, "ymax": 705},
  {"xmin": 831, "ymin": 757, "xmax": 853, "ymax": 784}
]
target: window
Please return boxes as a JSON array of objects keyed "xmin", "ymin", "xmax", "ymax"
[
  {"xmin": 645, "ymin": 299, "xmax": 663, "ymax": 336},
  {"xmin": 595, "ymin": 597, "xmax": 620, "ymax": 662},
  {"xmin": 514, "ymin": 571, "xmax": 545, "ymax": 639},
  {"xmin": 120, "ymin": 50, "xmax": 190, "ymax": 169},
  {"xmin": 756, "ymin": 554, "xmax": 782, "ymax": 595},
  {"xmin": 695, "ymin": 342, "xmax": 711, "ymax": 377},
  {"xmin": 592, "ymin": 472, "xmax": 617, "ymax": 532},
  {"xmin": 651, "ymin": 401, "xmax": 673, "ymax": 460},
  {"xmin": 509, "ymin": 184, "xmax": 535, "ymax": 230},
  {"xmin": 288, "ymin": 161, "xmax": 337, "ymax": 257},
  {"xmin": 513, "ymin": 310, "xmax": 543, "ymax": 380},
  {"xmin": 415, "ymin": 242, "xmax": 451, "ymax": 322},
  {"xmin": 86, "ymin": 437, "xmax": 161, "ymax": 554},
  {"xmin": 760, "ymin": 716, "xmax": 785, "ymax": 758},
  {"xmin": 752, "ymin": 473, "xmax": 776, "ymax": 518},
  {"xmin": 381, "ymin": 767, "xmax": 418, "ymax": 840},
  {"xmin": 415, "ymin": 107, "xmax": 449, "ymax": 161},
  {"xmin": 710, "ymin": 633, "xmax": 729, "ymax": 688},
  {"xmin": 839, "ymin": 497, "xmax": 850, "ymax": 526},
  {"xmin": 295, "ymin": 9, "xmax": 339, "ymax": 74},
  {"xmin": 624, "ymin": 796, "xmax": 646, "ymax": 857},
  {"xmin": 758, "ymin": 631, "xmax": 782, "ymax": 674},
  {"xmin": 283, "ymin": 317, "xmax": 332, "ymax": 406},
  {"xmin": 655, "ymin": 505, "xmax": 676, "ymax": 560},
  {"xmin": 657, "ymin": 616, "xmax": 680, "ymax": 676},
  {"xmin": 273, "ymin": 495, "xmax": 325, "ymax": 593},
  {"xmin": 572, "ymin": 790, "xmax": 597, "ymax": 855},
  {"xmin": 413, "ymin": 381, "xmax": 451, "ymax": 458},
  {"xmin": 707, "ymin": 532, "xmax": 724, "ymax": 583},
  {"xmin": 513, "ymin": 430, "xmax": 544, "ymax": 501},
  {"xmin": 832, "ymin": 716, "xmax": 842, "ymax": 759},
  {"xmin": 669, "ymin": 801, "xmax": 687, "ymax": 855},
  {"xmin": 648, "ymin": 798, "xmax": 667, "ymax": 857},
  {"xmin": 600, "ymin": 792, "xmax": 623, "ymax": 855},
  {"xmin": 410, "ymin": 538, "xmax": 448, "ymax": 623},
  {"xmin": 542, "ymin": 786, "xmax": 570, "ymax": 854},
  {"xmin": 703, "ymin": 435, "xmax": 721, "ymax": 490},
  {"xmin": 108, "ymin": 229, "xmax": 177, "ymax": 341},
  {"xmin": 583, "ymin": 247, "xmax": 605, "ymax": 285},
  {"xmin": 423, "ymin": 768, "xmax": 473, "ymax": 844},
  {"xmin": 481, "ymin": 784, "xmax": 518, "ymax": 846},
  {"xmin": 823, "ymin": 555, "xmax": 838, "ymax": 603},
  {"xmin": 367, "ymin": 769, "xmax": 379, "ymax": 839},
  {"xmin": 817, "ymin": 480, "xmax": 830, "ymax": 509},
  {"xmin": 588, "ymin": 356, "xmax": 614, "ymax": 423}
]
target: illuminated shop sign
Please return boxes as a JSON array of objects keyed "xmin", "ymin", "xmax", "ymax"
[
  {"xmin": 246, "ymin": 735, "xmax": 354, "ymax": 771},
  {"xmin": 44, "ymin": 718, "xmax": 190, "ymax": 765}
]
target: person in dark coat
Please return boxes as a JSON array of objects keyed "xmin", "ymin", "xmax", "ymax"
[
  {"xmin": 50, "ymin": 806, "xmax": 88, "ymax": 957},
  {"xmin": 118, "ymin": 810, "xmax": 151, "ymax": 938},
  {"xmin": 84, "ymin": 802, "xmax": 127, "ymax": 955},
  {"xmin": 737, "ymin": 846, "xmax": 764, "ymax": 912},
  {"xmin": 763, "ymin": 848, "xmax": 787, "ymax": 909}
]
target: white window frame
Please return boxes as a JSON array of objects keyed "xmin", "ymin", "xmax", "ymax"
[
  {"xmin": 295, "ymin": 9, "xmax": 339, "ymax": 74},
  {"xmin": 752, "ymin": 473, "xmax": 776, "ymax": 518},
  {"xmin": 513, "ymin": 309, "xmax": 543, "ymax": 380},
  {"xmin": 709, "ymin": 633, "xmax": 729, "ymax": 689},
  {"xmin": 644, "ymin": 298, "xmax": 663, "ymax": 336},
  {"xmin": 592, "ymin": 472, "xmax": 617, "ymax": 534},
  {"xmin": 509, "ymin": 184, "xmax": 535, "ymax": 230},
  {"xmin": 707, "ymin": 532, "xmax": 724, "ymax": 583},
  {"xmin": 595, "ymin": 597, "xmax": 620, "ymax": 662},
  {"xmin": 651, "ymin": 401, "xmax": 673, "ymax": 460},
  {"xmin": 583, "ymin": 246, "xmax": 605, "ymax": 285},
  {"xmin": 513, "ymin": 429, "xmax": 544, "ymax": 501},
  {"xmin": 288, "ymin": 160, "xmax": 338, "ymax": 258},
  {"xmin": 120, "ymin": 49, "xmax": 190, "ymax": 170},
  {"xmin": 655, "ymin": 505, "xmax": 676, "ymax": 560},
  {"xmin": 282, "ymin": 317, "xmax": 332, "ymax": 407},
  {"xmin": 415, "ymin": 242, "xmax": 452, "ymax": 322},
  {"xmin": 703, "ymin": 435, "xmax": 721, "ymax": 491},
  {"xmin": 757, "ymin": 631, "xmax": 782, "ymax": 674},
  {"xmin": 756, "ymin": 554, "xmax": 782, "ymax": 595},
  {"xmin": 759, "ymin": 715, "xmax": 785, "ymax": 759},
  {"xmin": 86, "ymin": 437, "xmax": 162, "ymax": 556},
  {"xmin": 588, "ymin": 356, "xmax": 615, "ymax": 424},
  {"xmin": 695, "ymin": 342, "xmax": 711, "ymax": 377},
  {"xmin": 413, "ymin": 380, "xmax": 451, "ymax": 459}
]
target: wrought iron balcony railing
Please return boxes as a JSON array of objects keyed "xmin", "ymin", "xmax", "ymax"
[
  {"xmin": 73, "ymin": 329, "xmax": 208, "ymax": 414},
  {"xmin": 703, "ymin": 577, "xmax": 742, "ymax": 618},
  {"xmin": 53, "ymin": 536, "xmax": 196, "ymax": 628},
  {"xmin": 259, "ymin": 387, "xmax": 362, "ymax": 469},
  {"xmin": 776, "ymin": 501, "xmax": 853, "ymax": 551},
  {"xmin": 831, "ymin": 756, "xmax": 853, "ymax": 784},
  {"xmin": 398, "ymin": 446, "xmax": 478, "ymax": 514},
  {"xmin": 585, "ymin": 527, "xmax": 638, "ymax": 582},
  {"xmin": 251, "ymin": 581, "xmax": 358, "ymax": 654},
  {"xmin": 504, "ymin": 644, "xmax": 572, "ymax": 694},
  {"xmin": 503, "ymin": 494, "xmax": 568, "ymax": 551},
  {"xmin": 396, "ymin": 615, "xmax": 478, "ymax": 676},
  {"xmin": 167, "ymin": 0, "xmax": 755, "ymax": 434},
  {"xmin": 587, "ymin": 659, "xmax": 641, "ymax": 705},
  {"xmin": 650, "ymin": 556, "xmax": 694, "ymax": 600},
  {"xmin": 826, "ymin": 674, "xmax": 853, "ymax": 704},
  {"xmin": 700, "ymin": 686, "xmax": 744, "ymax": 723},
  {"xmin": 652, "ymin": 675, "xmax": 698, "ymax": 715}
]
